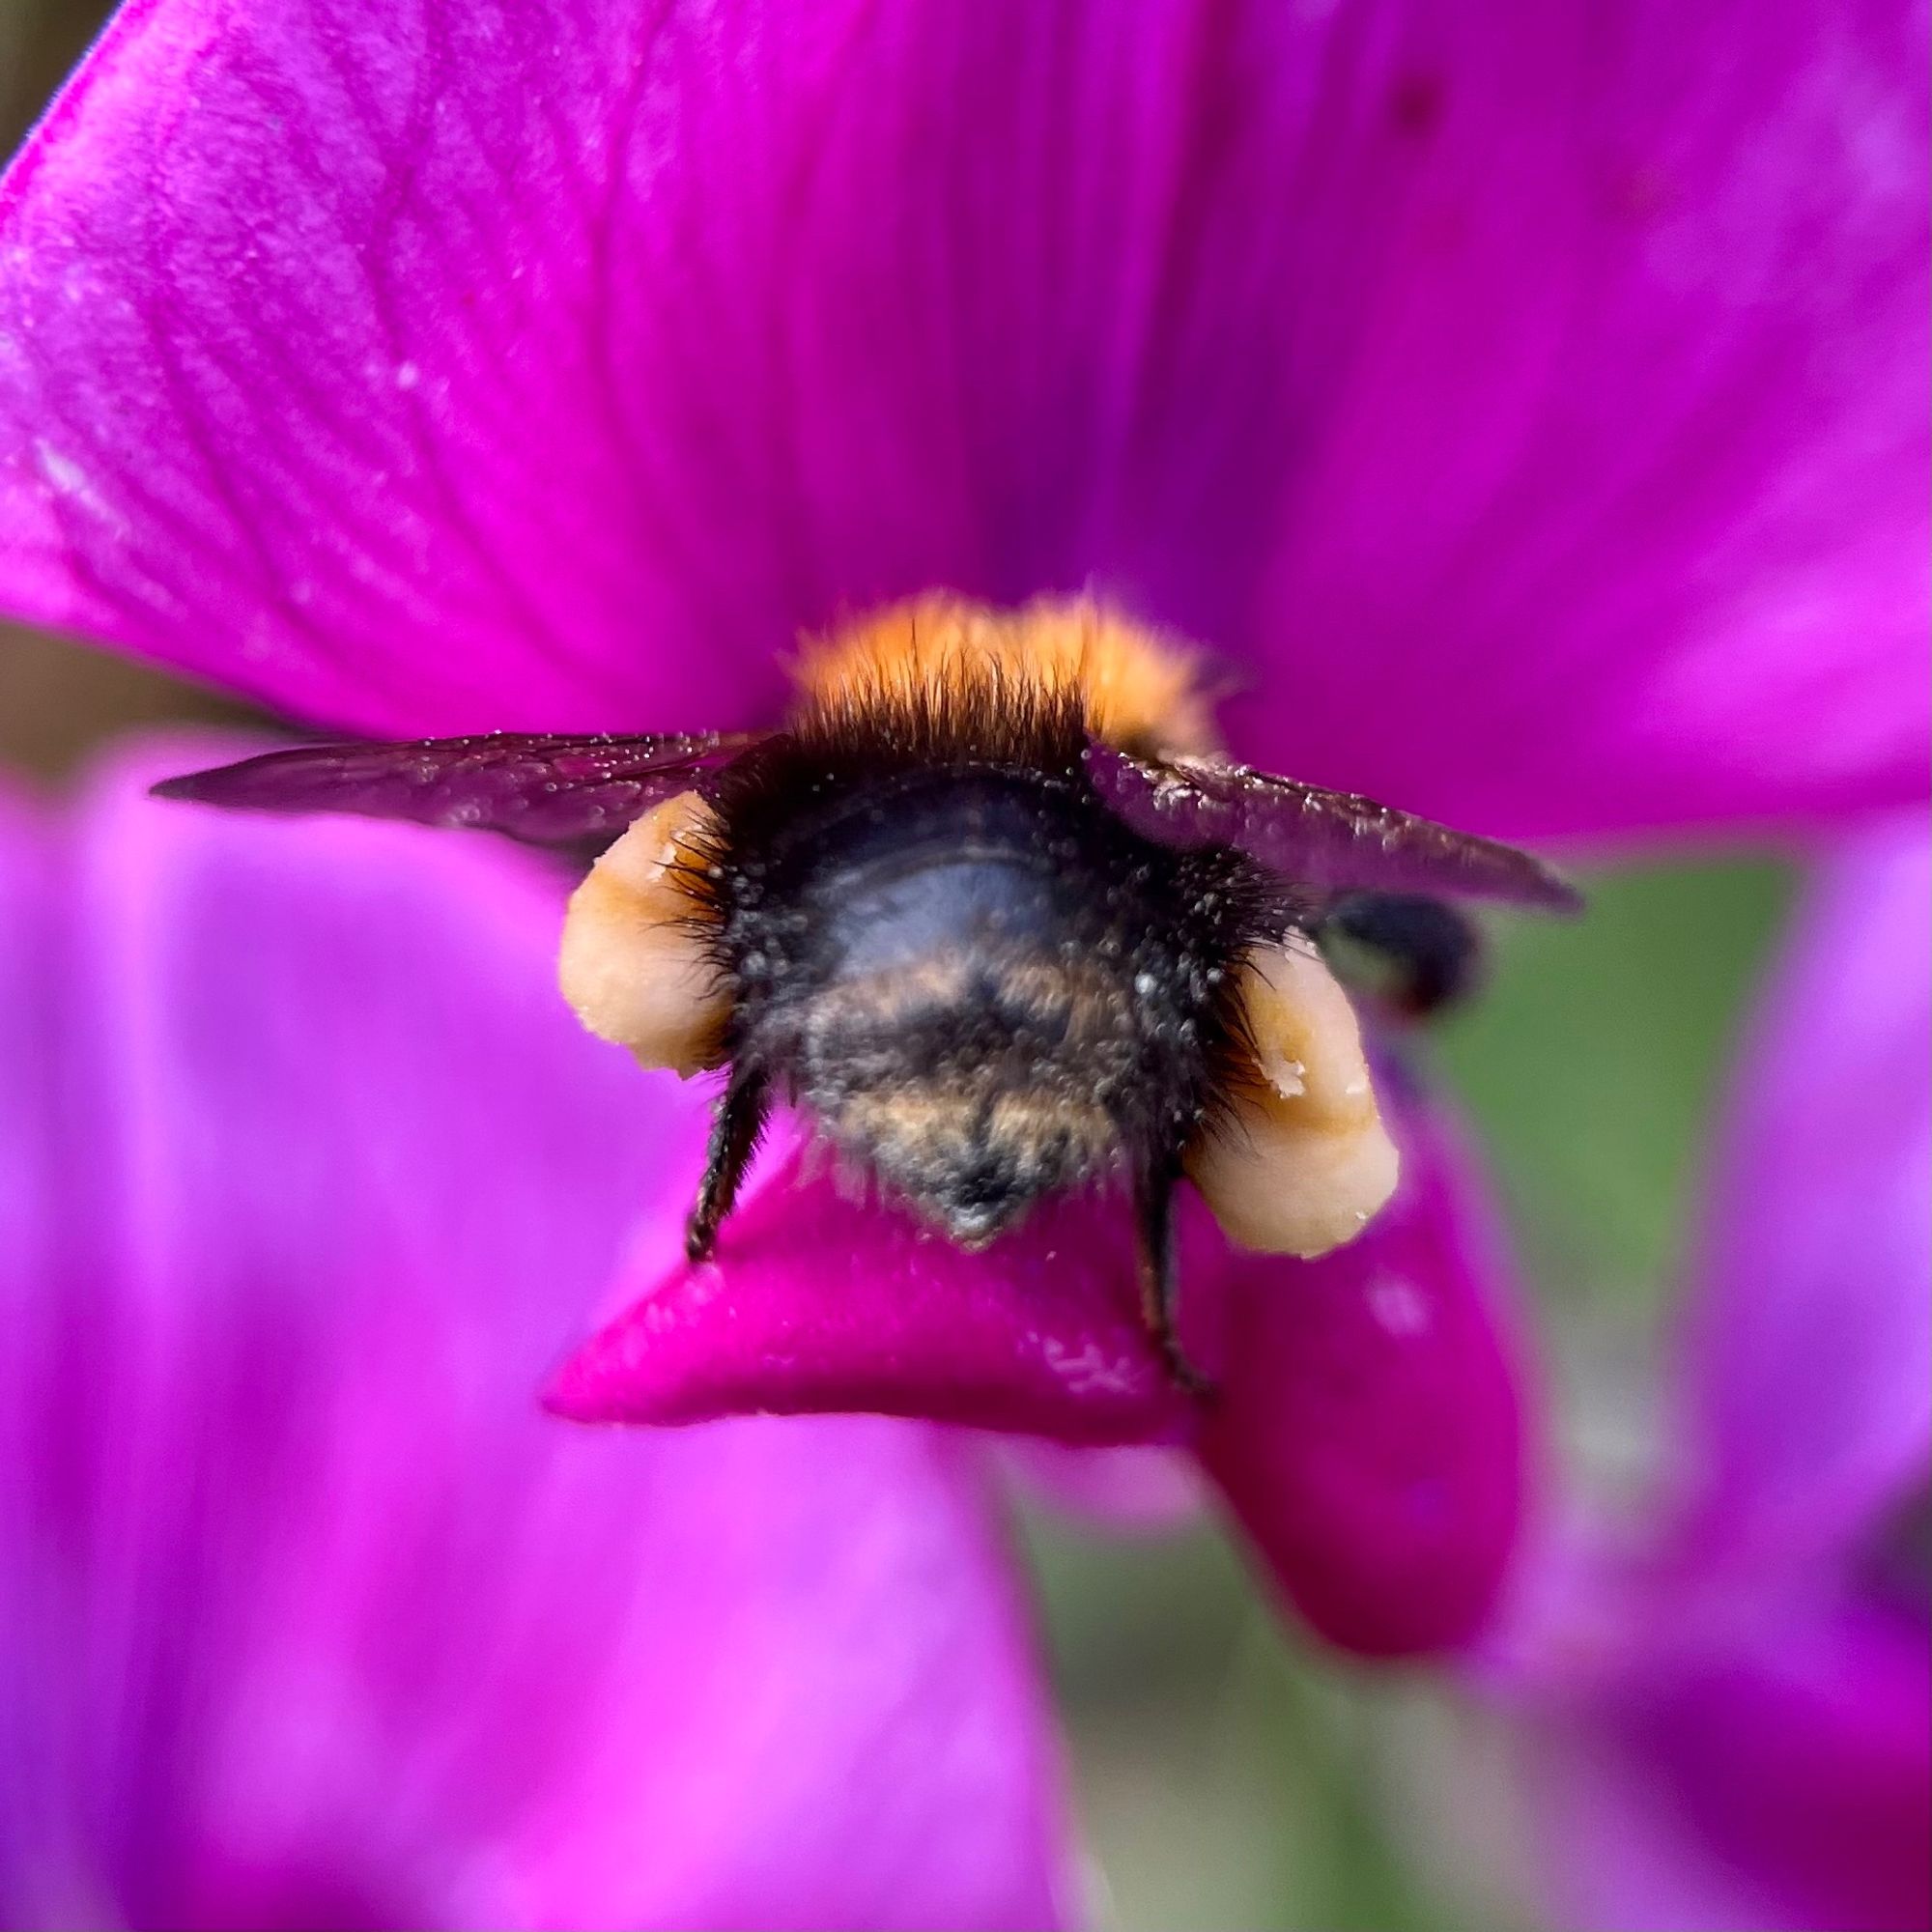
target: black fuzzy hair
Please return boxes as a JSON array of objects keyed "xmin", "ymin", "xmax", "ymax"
[{"xmin": 672, "ymin": 661, "xmax": 1306, "ymax": 1168}]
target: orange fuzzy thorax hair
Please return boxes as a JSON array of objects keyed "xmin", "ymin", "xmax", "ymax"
[{"xmin": 789, "ymin": 594, "xmax": 1222, "ymax": 757}]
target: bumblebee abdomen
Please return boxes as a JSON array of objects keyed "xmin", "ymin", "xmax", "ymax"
[
  {"xmin": 791, "ymin": 936, "xmax": 1141, "ymax": 1242},
  {"xmin": 705, "ymin": 700, "xmax": 1291, "ymax": 1246}
]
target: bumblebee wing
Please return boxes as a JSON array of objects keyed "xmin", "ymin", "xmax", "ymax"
[
  {"xmin": 153, "ymin": 730, "xmax": 766, "ymax": 844},
  {"xmin": 1085, "ymin": 742, "xmax": 1582, "ymax": 912}
]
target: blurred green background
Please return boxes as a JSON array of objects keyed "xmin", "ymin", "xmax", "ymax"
[{"xmin": 0, "ymin": 12, "xmax": 1796, "ymax": 1926}]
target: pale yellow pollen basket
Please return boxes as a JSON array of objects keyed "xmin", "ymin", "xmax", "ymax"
[
  {"xmin": 556, "ymin": 790, "xmax": 729, "ymax": 1078},
  {"xmin": 791, "ymin": 592, "xmax": 1222, "ymax": 754},
  {"xmin": 1186, "ymin": 942, "xmax": 1401, "ymax": 1256}
]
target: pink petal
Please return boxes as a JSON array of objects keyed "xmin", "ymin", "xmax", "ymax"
[
  {"xmin": 1523, "ymin": 1728, "xmax": 1808, "ymax": 1932},
  {"xmin": 1551, "ymin": 1600, "xmax": 1932, "ymax": 1932},
  {"xmin": 1628, "ymin": 1603, "xmax": 1932, "ymax": 1932},
  {"xmin": 0, "ymin": 752, "xmax": 1070, "ymax": 1931},
  {"xmin": 1681, "ymin": 818, "xmax": 1932, "ymax": 1579},
  {"xmin": 0, "ymin": 1, "xmax": 1922, "ymax": 837},
  {"xmin": 550, "ymin": 1138, "xmax": 1225, "ymax": 1448},
  {"xmin": 1001, "ymin": 1442, "xmax": 1203, "ymax": 1534},
  {"xmin": 1196, "ymin": 1102, "xmax": 1528, "ymax": 1656}
]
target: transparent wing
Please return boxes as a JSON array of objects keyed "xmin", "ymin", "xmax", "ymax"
[
  {"xmin": 1086, "ymin": 742, "xmax": 1582, "ymax": 912},
  {"xmin": 153, "ymin": 730, "xmax": 766, "ymax": 844}
]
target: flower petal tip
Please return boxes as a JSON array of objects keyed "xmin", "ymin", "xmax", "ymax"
[
  {"xmin": 1200, "ymin": 1104, "xmax": 1528, "ymax": 1657},
  {"xmin": 546, "ymin": 1150, "xmax": 1225, "ymax": 1446}
]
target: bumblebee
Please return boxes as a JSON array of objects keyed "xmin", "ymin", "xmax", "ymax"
[{"xmin": 159, "ymin": 597, "xmax": 1578, "ymax": 1391}]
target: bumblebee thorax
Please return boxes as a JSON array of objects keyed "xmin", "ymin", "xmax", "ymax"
[{"xmin": 789, "ymin": 592, "xmax": 1219, "ymax": 758}]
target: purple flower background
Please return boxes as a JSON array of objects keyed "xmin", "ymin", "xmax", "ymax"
[
  {"xmin": 0, "ymin": 0, "xmax": 1925, "ymax": 1924},
  {"xmin": 1489, "ymin": 820, "xmax": 1930, "ymax": 1932},
  {"xmin": 0, "ymin": 0, "xmax": 1923, "ymax": 834},
  {"xmin": 0, "ymin": 748, "xmax": 1072, "ymax": 1930}
]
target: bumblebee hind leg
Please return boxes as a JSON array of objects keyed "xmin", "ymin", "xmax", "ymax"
[
  {"xmin": 686, "ymin": 1069, "xmax": 769, "ymax": 1262},
  {"xmin": 1135, "ymin": 1167, "xmax": 1216, "ymax": 1400}
]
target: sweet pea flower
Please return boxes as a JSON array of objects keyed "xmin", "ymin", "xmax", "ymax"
[
  {"xmin": 0, "ymin": 0, "xmax": 1924, "ymax": 1660},
  {"xmin": 0, "ymin": 748, "xmax": 1070, "ymax": 1932},
  {"xmin": 1483, "ymin": 822, "xmax": 1931, "ymax": 1932}
]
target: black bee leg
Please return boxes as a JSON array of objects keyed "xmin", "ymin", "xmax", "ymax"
[
  {"xmin": 1135, "ymin": 1169, "xmax": 1216, "ymax": 1401},
  {"xmin": 685, "ymin": 1071, "xmax": 769, "ymax": 1263}
]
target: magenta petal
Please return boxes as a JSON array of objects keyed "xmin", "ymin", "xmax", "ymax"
[
  {"xmin": 0, "ymin": 752, "xmax": 1071, "ymax": 1931},
  {"xmin": 0, "ymin": 1, "xmax": 1922, "ymax": 837},
  {"xmin": 1624, "ymin": 1604, "xmax": 1932, "ymax": 1932},
  {"xmin": 1524, "ymin": 1730, "xmax": 1803, "ymax": 1932},
  {"xmin": 550, "ymin": 1142, "xmax": 1221, "ymax": 1447},
  {"xmin": 1197, "ymin": 1105, "xmax": 1526, "ymax": 1655},
  {"xmin": 1551, "ymin": 1601, "xmax": 1932, "ymax": 1932},
  {"xmin": 1682, "ymin": 819, "xmax": 1932, "ymax": 1577}
]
